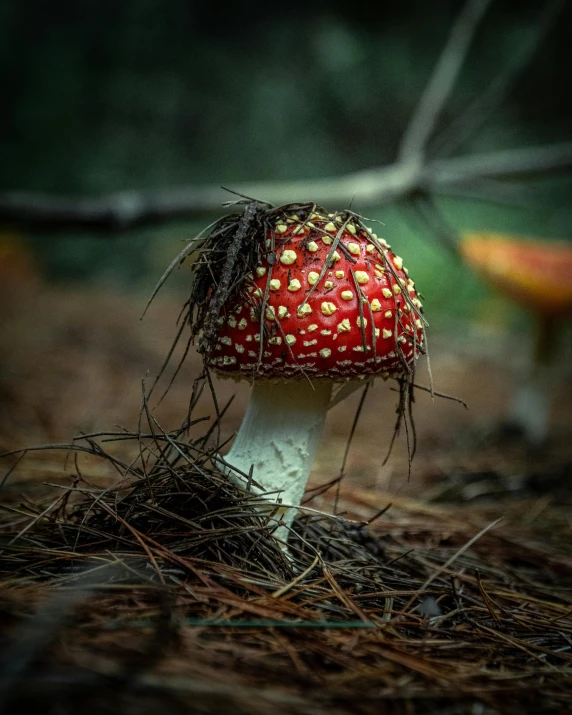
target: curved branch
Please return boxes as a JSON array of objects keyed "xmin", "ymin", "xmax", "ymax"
[
  {"xmin": 398, "ymin": 0, "xmax": 495, "ymax": 163},
  {"xmin": 1, "ymin": 143, "xmax": 571, "ymax": 231},
  {"xmin": 430, "ymin": 0, "xmax": 566, "ymax": 158},
  {"xmin": 429, "ymin": 142, "xmax": 572, "ymax": 184},
  {"xmin": 1, "ymin": 1, "xmax": 568, "ymax": 235}
]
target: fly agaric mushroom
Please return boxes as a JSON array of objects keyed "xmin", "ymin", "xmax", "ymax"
[
  {"xmin": 460, "ymin": 232, "xmax": 572, "ymax": 442},
  {"xmin": 188, "ymin": 202, "xmax": 425, "ymax": 542}
]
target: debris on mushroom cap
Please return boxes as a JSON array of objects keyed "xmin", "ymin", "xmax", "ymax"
[
  {"xmin": 461, "ymin": 233, "xmax": 572, "ymax": 316},
  {"xmin": 195, "ymin": 203, "xmax": 426, "ymax": 381}
]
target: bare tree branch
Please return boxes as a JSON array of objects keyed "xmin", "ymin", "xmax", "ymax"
[
  {"xmin": 406, "ymin": 194, "xmax": 462, "ymax": 259},
  {"xmin": 428, "ymin": 142, "xmax": 572, "ymax": 183},
  {"xmin": 430, "ymin": 0, "xmax": 565, "ymax": 158},
  {"xmin": 398, "ymin": 0, "xmax": 494, "ymax": 163},
  {"xmin": 1, "ymin": 143, "xmax": 570, "ymax": 231},
  {"xmin": 0, "ymin": 0, "xmax": 569, "ymax": 235},
  {"xmin": 432, "ymin": 177, "xmax": 539, "ymax": 208}
]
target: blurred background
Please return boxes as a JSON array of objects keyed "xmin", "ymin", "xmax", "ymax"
[{"xmin": 1, "ymin": 0, "xmax": 571, "ymax": 501}]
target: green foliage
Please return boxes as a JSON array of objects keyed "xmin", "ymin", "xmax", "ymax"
[{"xmin": 1, "ymin": 1, "xmax": 570, "ymax": 328}]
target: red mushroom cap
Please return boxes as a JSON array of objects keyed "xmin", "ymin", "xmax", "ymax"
[
  {"xmin": 204, "ymin": 211, "xmax": 425, "ymax": 380},
  {"xmin": 460, "ymin": 233, "xmax": 572, "ymax": 316}
]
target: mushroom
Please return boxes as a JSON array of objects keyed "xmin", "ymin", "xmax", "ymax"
[
  {"xmin": 460, "ymin": 232, "xmax": 572, "ymax": 442},
  {"xmin": 192, "ymin": 203, "xmax": 425, "ymax": 543}
]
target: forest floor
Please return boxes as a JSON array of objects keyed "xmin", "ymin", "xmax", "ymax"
[
  {"xmin": 1, "ymin": 280, "xmax": 571, "ymax": 715},
  {"xmin": 2, "ymin": 279, "xmax": 571, "ymax": 499}
]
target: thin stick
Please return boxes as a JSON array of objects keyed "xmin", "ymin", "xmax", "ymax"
[
  {"xmin": 334, "ymin": 383, "xmax": 371, "ymax": 515},
  {"xmin": 399, "ymin": 0, "xmax": 495, "ymax": 162},
  {"xmin": 398, "ymin": 517, "xmax": 503, "ymax": 617},
  {"xmin": 431, "ymin": 0, "xmax": 565, "ymax": 158}
]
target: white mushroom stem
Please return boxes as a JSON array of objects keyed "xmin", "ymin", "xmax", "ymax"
[
  {"xmin": 508, "ymin": 363, "xmax": 552, "ymax": 444},
  {"xmin": 222, "ymin": 379, "xmax": 333, "ymax": 543},
  {"xmin": 507, "ymin": 315, "xmax": 557, "ymax": 444}
]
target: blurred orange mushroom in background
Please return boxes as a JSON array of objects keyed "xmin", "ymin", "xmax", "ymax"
[
  {"xmin": 460, "ymin": 232, "xmax": 572, "ymax": 443},
  {"xmin": 0, "ymin": 232, "xmax": 40, "ymax": 288}
]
